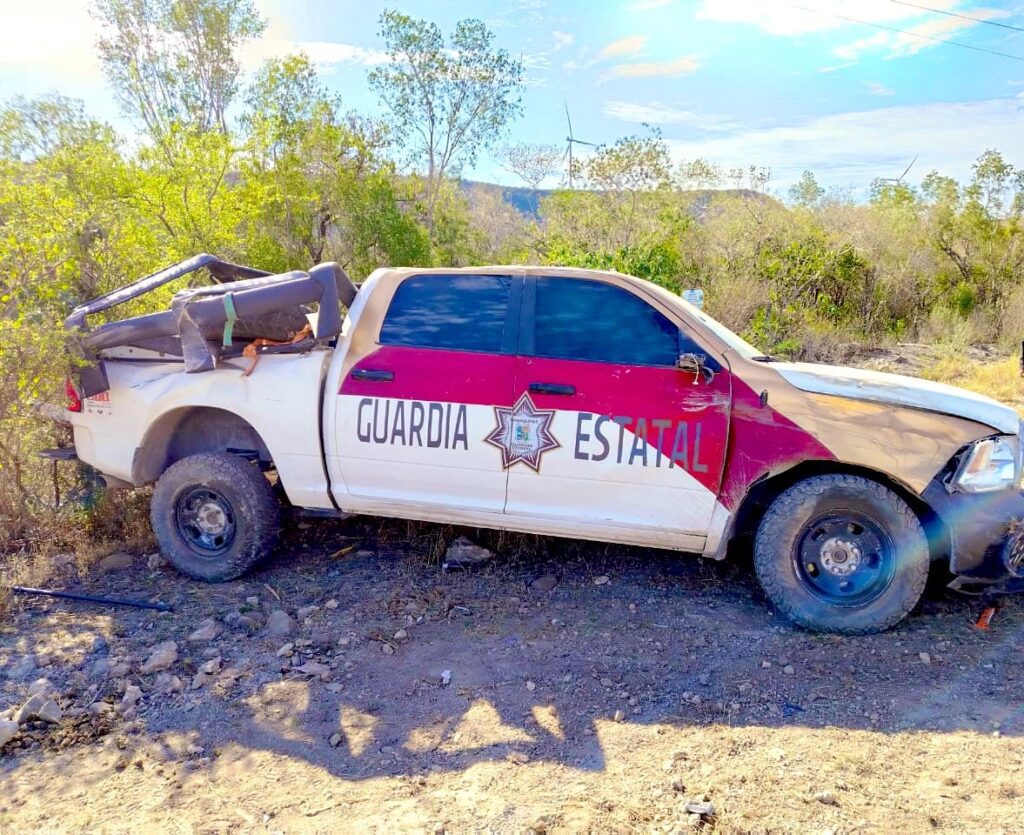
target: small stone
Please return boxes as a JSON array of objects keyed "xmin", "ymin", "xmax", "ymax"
[
  {"xmin": 109, "ymin": 662, "xmax": 130, "ymax": 678},
  {"xmin": 738, "ymin": 682, "xmax": 752, "ymax": 694},
  {"xmin": 613, "ymin": 709, "xmax": 625, "ymax": 722},
  {"xmin": 919, "ymin": 652, "xmax": 931, "ymax": 665},
  {"xmin": 199, "ymin": 658, "xmax": 221, "ymax": 675},
  {"xmin": 89, "ymin": 658, "xmax": 111, "ymax": 680},
  {"xmin": 393, "ymin": 629, "xmax": 408, "ymax": 641},
  {"xmin": 526, "ymin": 680, "xmax": 536, "ymax": 692},
  {"xmin": 294, "ymin": 661, "xmax": 331, "ymax": 678},
  {"xmin": 325, "ymin": 599, "xmax": 339, "ymax": 610},
  {"xmin": 296, "ymin": 605, "xmax": 318, "ymax": 620},
  {"xmin": 98, "ymin": 552, "xmax": 133, "ymax": 573},
  {"xmin": 140, "ymin": 641, "xmax": 178, "ymax": 675},
  {"xmin": 188, "ymin": 618, "xmax": 222, "ymax": 642},
  {"xmin": 0, "ymin": 719, "xmax": 18, "ymax": 747},
  {"xmin": 530, "ymin": 575, "xmax": 558, "ymax": 592},
  {"xmin": 245, "ymin": 595, "xmax": 260, "ymax": 607},
  {"xmin": 814, "ymin": 790, "xmax": 839, "ymax": 806},
  {"xmin": 593, "ymin": 575, "xmax": 610, "ymax": 586},
  {"xmin": 381, "ymin": 643, "xmax": 395, "ymax": 656},
  {"xmin": 147, "ymin": 553, "xmax": 167, "ymax": 570},
  {"xmin": 27, "ymin": 678, "xmax": 55, "ymax": 699},
  {"xmin": 91, "ymin": 636, "xmax": 109, "ymax": 654},
  {"xmin": 16, "ymin": 693, "xmax": 62, "ymax": 724},
  {"xmin": 186, "ymin": 743, "xmax": 205, "ymax": 756},
  {"xmin": 35, "ymin": 654, "xmax": 52, "ymax": 669},
  {"xmin": 600, "ymin": 678, "xmax": 613, "ymax": 688},
  {"xmin": 120, "ymin": 685, "xmax": 142, "ymax": 712},
  {"xmin": 507, "ymin": 752, "xmax": 530, "ymax": 764},
  {"xmin": 6, "ymin": 656, "xmax": 37, "ymax": 680},
  {"xmin": 760, "ymin": 660, "xmax": 771, "ymax": 669},
  {"xmin": 329, "ymin": 733, "xmax": 342, "ymax": 747},
  {"xmin": 443, "ymin": 537, "xmax": 493, "ymax": 568},
  {"xmin": 441, "ymin": 670, "xmax": 452, "ymax": 686},
  {"xmin": 263, "ymin": 610, "xmax": 296, "ymax": 638},
  {"xmin": 783, "ymin": 665, "xmax": 795, "ymax": 676},
  {"xmin": 276, "ymin": 643, "xmax": 295, "ymax": 658},
  {"xmin": 155, "ymin": 673, "xmax": 182, "ymax": 694}
]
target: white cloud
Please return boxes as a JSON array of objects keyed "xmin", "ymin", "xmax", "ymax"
[
  {"xmin": 625, "ymin": 0, "xmax": 674, "ymax": 10},
  {"xmin": 600, "ymin": 35, "xmax": 650, "ymax": 59},
  {"xmin": 696, "ymin": 0, "xmax": 960, "ymax": 35},
  {"xmin": 606, "ymin": 55, "xmax": 701, "ymax": 79},
  {"xmin": 865, "ymin": 81, "xmax": 895, "ymax": 96},
  {"xmin": 604, "ymin": 100, "xmax": 737, "ymax": 130},
  {"xmin": 663, "ymin": 96, "xmax": 1024, "ymax": 192},
  {"xmin": 240, "ymin": 36, "xmax": 390, "ymax": 73},
  {"xmin": 0, "ymin": 1, "xmax": 103, "ymax": 80},
  {"xmin": 552, "ymin": 31, "xmax": 575, "ymax": 51},
  {"xmin": 834, "ymin": 8, "xmax": 1008, "ymax": 60}
]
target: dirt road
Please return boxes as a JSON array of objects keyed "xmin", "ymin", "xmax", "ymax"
[{"xmin": 2, "ymin": 518, "xmax": 1023, "ymax": 833}]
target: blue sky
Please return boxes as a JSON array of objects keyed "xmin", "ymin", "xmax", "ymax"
[{"xmin": 2, "ymin": 0, "xmax": 1024, "ymax": 196}]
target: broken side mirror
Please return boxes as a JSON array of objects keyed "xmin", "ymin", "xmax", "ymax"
[{"xmin": 677, "ymin": 352, "xmax": 715, "ymax": 385}]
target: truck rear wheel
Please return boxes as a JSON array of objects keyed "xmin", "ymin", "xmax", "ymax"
[
  {"xmin": 754, "ymin": 474, "xmax": 929, "ymax": 634},
  {"xmin": 151, "ymin": 452, "xmax": 281, "ymax": 582}
]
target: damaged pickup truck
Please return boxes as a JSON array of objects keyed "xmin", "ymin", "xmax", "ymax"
[{"xmin": 60, "ymin": 255, "xmax": 1024, "ymax": 633}]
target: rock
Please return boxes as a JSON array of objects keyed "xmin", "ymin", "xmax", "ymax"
[
  {"xmin": 98, "ymin": 552, "xmax": 133, "ymax": 573},
  {"xmin": 119, "ymin": 685, "xmax": 142, "ymax": 712},
  {"xmin": 613, "ymin": 709, "xmax": 625, "ymax": 722},
  {"xmin": 35, "ymin": 654, "xmax": 52, "ymax": 669},
  {"xmin": 155, "ymin": 673, "xmax": 183, "ymax": 694},
  {"xmin": 146, "ymin": 553, "xmax": 168, "ymax": 570},
  {"xmin": 188, "ymin": 618, "xmax": 222, "ymax": 642},
  {"xmin": 186, "ymin": 743, "xmax": 205, "ymax": 756},
  {"xmin": 325, "ymin": 599, "xmax": 339, "ymax": 610},
  {"xmin": 593, "ymin": 575, "xmax": 610, "ymax": 586},
  {"xmin": 443, "ymin": 537, "xmax": 493, "ymax": 569},
  {"xmin": 814, "ymin": 790, "xmax": 839, "ymax": 806},
  {"xmin": 506, "ymin": 752, "xmax": 530, "ymax": 764},
  {"xmin": 0, "ymin": 719, "xmax": 18, "ymax": 747},
  {"xmin": 89, "ymin": 658, "xmax": 111, "ymax": 680},
  {"xmin": 245, "ymin": 595, "xmax": 260, "ymax": 607},
  {"xmin": 441, "ymin": 669, "xmax": 452, "ymax": 686},
  {"xmin": 295, "ymin": 661, "xmax": 331, "ymax": 678},
  {"xmin": 783, "ymin": 665, "xmax": 795, "ymax": 676},
  {"xmin": 6, "ymin": 656, "xmax": 37, "ymax": 680},
  {"xmin": 140, "ymin": 641, "xmax": 178, "ymax": 675},
  {"xmin": 526, "ymin": 680, "xmax": 536, "ymax": 692},
  {"xmin": 761, "ymin": 660, "xmax": 772, "ymax": 669},
  {"xmin": 276, "ymin": 643, "xmax": 295, "ymax": 658},
  {"xmin": 92, "ymin": 636, "xmax": 109, "ymax": 654},
  {"xmin": 600, "ymin": 678, "xmax": 613, "ymax": 688},
  {"xmin": 381, "ymin": 643, "xmax": 395, "ymax": 656},
  {"xmin": 263, "ymin": 610, "xmax": 296, "ymax": 638},
  {"xmin": 109, "ymin": 661, "xmax": 130, "ymax": 678},
  {"xmin": 919, "ymin": 652, "xmax": 932, "ymax": 665},
  {"xmin": 16, "ymin": 694, "xmax": 62, "ymax": 725},
  {"xmin": 27, "ymin": 678, "xmax": 55, "ymax": 699},
  {"xmin": 393, "ymin": 629, "xmax": 408, "ymax": 641},
  {"xmin": 329, "ymin": 733, "xmax": 342, "ymax": 747},
  {"xmin": 530, "ymin": 575, "xmax": 558, "ymax": 592},
  {"xmin": 296, "ymin": 605, "xmax": 319, "ymax": 620}
]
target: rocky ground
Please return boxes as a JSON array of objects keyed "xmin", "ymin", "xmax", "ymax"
[{"xmin": 1, "ymin": 517, "xmax": 1023, "ymax": 833}]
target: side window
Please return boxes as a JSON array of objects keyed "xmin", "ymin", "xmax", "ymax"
[
  {"xmin": 533, "ymin": 278, "xmax": 682, "ymax": 366},
  {"xmin": 380, "ymin": 274, "xmax": 510, "ymax": 353}
]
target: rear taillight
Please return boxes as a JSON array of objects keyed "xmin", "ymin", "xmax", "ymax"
[{"xmin": 65, "ymin": 377, "xmax": 82, "ymax": 413}]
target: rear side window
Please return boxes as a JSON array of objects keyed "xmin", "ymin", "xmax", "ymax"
[
  {"xmin": 533, "ymin": 278, "xmax": 681, "ymax": 366},
  {"xmin": 380, "ymin": 274, "xmax": 511, "ymax": 352}
]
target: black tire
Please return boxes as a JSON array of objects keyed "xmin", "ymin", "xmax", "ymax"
[
  {"xmin": 151, "ymin": 452, "xmax": 281, "ymax": 582},
  {"xmin": 754, "ymin": 474, "xmax": 929, "ymax": 634}
]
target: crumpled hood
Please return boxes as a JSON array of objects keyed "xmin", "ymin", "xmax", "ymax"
[{"xmin": 773, "ymin": 361, "xmax": 1020, "ymax": 435}]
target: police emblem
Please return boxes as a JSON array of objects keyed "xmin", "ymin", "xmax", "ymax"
[{"xmin": 484, "ymin": 392, "xmax": 560, "ymax": 471}]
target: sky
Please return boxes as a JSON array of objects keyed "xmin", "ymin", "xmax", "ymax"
[{"xmin": 2, "ymin": 0, "xmax": 1024, "ymax": 197}]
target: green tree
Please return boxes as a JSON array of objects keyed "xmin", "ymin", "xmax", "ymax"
[
  {"xmin": 368, "ymin": 10, "xmax": 523, "ymax": 232},
  {"xmin": 789, "ymin": 170, "xmax": 824, "ymax": 206}
]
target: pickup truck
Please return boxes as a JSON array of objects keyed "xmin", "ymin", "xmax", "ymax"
[{"xmin": 62, "ymin": 255, "xmax": 1024, "ymax": 633}]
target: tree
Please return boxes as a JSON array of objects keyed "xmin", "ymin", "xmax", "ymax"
[
  {"xmin": 789, "ymin": 170, "xmax": 824, "ymax": 206},
  {"xmin": 499, "ymin": 142, "xmax": 562, "ymax": 192},
  {"xmin": 368, "ymin": 10, "xmax": 523, "ymax": 231},
  {"xmin": 93, "ymin": 0, "xmax": 265, "ymax": 141}
]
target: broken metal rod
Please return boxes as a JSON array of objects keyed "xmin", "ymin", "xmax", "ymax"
[{"xmin": 10, "ymin": 586, "xmax": 173, "ymax": 612}]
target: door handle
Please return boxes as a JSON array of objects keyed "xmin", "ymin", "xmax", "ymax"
[
  {"xmin": 529, "ymin": 382, "xmax": 575, "ymax": 396},
  {"xmin": 351, "ymin": 368, "xmax": 394, "ymax": 382}
]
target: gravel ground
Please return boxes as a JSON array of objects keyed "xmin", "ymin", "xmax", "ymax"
[{"xmin": 1, "ymin": 517, "xmax": 1022, "ymax": 833}]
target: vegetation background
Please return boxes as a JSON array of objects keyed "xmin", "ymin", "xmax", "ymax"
[{"xmin": 2, "ymin": 0, "xmax": 1024, "ymax": 572}]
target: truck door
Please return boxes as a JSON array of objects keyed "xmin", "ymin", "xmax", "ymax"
[
  {"xmin": 333, "ymin": 273, "xmax": 521, "ymax": 513},
  {"xmin": 504, "ymin": 276, "xmax": 731, "ymax": 541}
]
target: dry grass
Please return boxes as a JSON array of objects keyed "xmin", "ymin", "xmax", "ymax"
[{"xmin": 919, "ymin": 353, "xmax": 1024, "ymax": 416}]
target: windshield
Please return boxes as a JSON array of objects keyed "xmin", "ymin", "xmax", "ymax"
[{"xmin": 644, "ymin": 282, "xmax": 764, "ymax": 359}]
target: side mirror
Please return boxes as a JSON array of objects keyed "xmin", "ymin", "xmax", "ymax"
[{"xmin": 677, "ymin": 352, "xmax": 715, "ymax": 385}]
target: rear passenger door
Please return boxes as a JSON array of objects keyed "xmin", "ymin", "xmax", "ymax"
[
  {"xmin": 335, "ymin": 273, "xmax": 521, "ymax": 513},
  {"xmin": 504, "ymin": 276, "xmax": 731, "ymax": 540}
]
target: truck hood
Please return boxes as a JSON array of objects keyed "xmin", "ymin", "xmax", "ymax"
[{"xmin": 772, "ymin": 361, "xmax": 1020, "ymax": 435}]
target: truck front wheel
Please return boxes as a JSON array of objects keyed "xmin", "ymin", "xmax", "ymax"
[
  {"xmin": 151, "ymin": 452, "xmax": 281, "ymax": 582},
  {"xmin": 754, "ymin": 474, "xmax": 929, "ymax": 634}
]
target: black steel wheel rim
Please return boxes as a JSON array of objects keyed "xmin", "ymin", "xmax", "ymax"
[
  {"xmin": 174, "ymin": 486, "xmax": 236, "ymax": 557},
  {"xmin": 792, "ymin": 511, "xmax": 896, "ymax": 607}
]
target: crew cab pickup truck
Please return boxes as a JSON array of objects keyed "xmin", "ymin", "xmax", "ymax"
[{"xmin": 63, "ymin": 255, "xmax": 1024, "ymax": 633}]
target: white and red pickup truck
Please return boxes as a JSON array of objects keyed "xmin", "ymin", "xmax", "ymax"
[{"xmin": 62, "ymin": 256, "xmax": 1024, "ymax": 633}]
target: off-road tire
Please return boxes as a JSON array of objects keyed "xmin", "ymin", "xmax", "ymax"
[
  {"xmin": 754, "ymin": 474, "xmax": 929, "ymax": 634},
  {"xmin": 151, "ymin": 452, "xmax": 281, "ymax": 582}
]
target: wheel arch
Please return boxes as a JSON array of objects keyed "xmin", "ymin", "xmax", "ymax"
[
  {"xmin": 132, "ymin": 406, "xmax": 273, "ymax": 486},
  {"xmin": 728, "ymin": 459, "xmax": 950, "ymax": 563}
]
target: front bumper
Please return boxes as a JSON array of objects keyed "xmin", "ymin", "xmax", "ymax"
[{"xmin": 921, "ymin": 480, "xmax": 1024, "ymax": 581}]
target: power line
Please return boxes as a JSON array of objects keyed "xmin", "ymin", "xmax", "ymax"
[
  {"xmin": 785, "ymin": 2, "xmax": 1024, "ymax": 62},
  {"xmin": 888, "ymin": 0, "xmax": 1024, "ymax": 36}
]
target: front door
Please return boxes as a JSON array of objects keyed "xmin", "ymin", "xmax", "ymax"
[
  {"xmin": 334, "ymin": 273, "xmax": 521, "ymax": 513},
  {"xmin": 503, "ymin": 276, "xmax": 731, "ymax": 540}
]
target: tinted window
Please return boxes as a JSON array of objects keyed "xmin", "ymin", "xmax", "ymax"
[
  {"xmin": 533, "ymin": 278, "xmax": 681, "ymax": 366},
  {"xmin": 380, "ymin": 274, "xmax": 510, "ymax": 352}
]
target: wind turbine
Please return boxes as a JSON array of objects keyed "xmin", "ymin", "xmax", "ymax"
[
  {"xmin": 563, "ymin": 103, "xmax": 597, "ymax": 189},
  {"xmin": 878, "ymin": 154, "xmax": 919, "ymax": 186}
]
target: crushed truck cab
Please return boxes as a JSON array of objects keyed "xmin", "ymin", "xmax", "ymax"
[{"xmin": 63, "ymin": 258, "xmax": 1024, "ymax": 633}]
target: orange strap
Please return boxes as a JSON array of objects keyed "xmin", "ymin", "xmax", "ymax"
[{"xmin": 242, "ymin": 324, "xmax": 314, "ymax": 377}]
